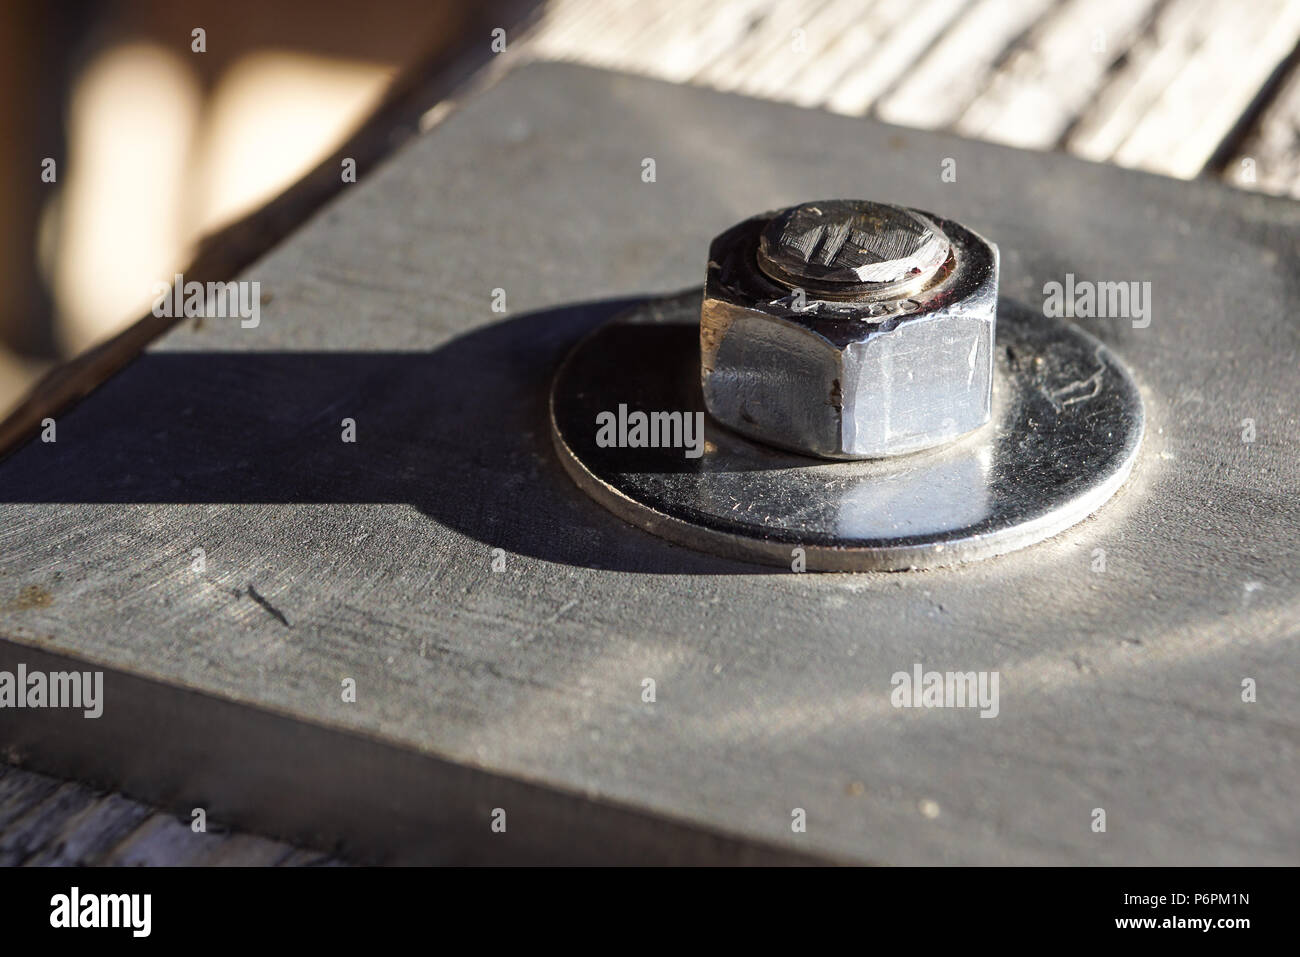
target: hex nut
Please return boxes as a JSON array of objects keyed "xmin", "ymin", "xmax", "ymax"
[{"xmin": 700, "ymin": 200, "xmax": 999, "ymax": 459}]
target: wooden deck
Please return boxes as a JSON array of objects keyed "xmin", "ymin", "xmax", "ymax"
[
  {"xmin": 0, "ymin": 764, "xmax": 340, "ymax": 866},
  {"xmin": 530, "ymin": 0, "xmax": 1300, "ymax": 194}
]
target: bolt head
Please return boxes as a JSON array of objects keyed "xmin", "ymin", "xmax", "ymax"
[
  {"xmin": 757, "ymin": 200, "xmax": 951, "ymax": 300},
  {"xmin": 701, "ymin": 202, "xmax": 999, "ymax": 459}
]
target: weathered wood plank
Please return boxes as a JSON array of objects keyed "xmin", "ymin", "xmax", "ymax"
[
  {"xmin": 524, "ymin": 0, "xmax": 1300, "ymax": 186},
  {"xmin": 0, "ymin": 765, "xmax": 61, "ymax": 833},
  {"xmin": 953, "ymin": 0, "xmax": 1161, "ymax": 148},
  {"xmin": 0, "ymin": 763, "xmax": 340, "ymax": 865},
  {"xmin": 807, "ymin": 0, "xmax": 973, "ymax": 115},
  {"xmin": 1070, "ymin": 0, "xmax": 1300, "ymax": 178},
  {"xmin": 1066, "ymin": 0, "xmax": 1226, "ymax": 163},
  {"xmin": 1224, "ymin": 59, "xmax": 1300, "ymax": 197},
  {"xmin": 876, "ymin": 0, "xmax": 1058, "ymax": 128},
  {"xmin": 0, "ymin": 781, "xmax": 100, "ymax": 866},
  {"xmin": 20, "ymin": 790, "xmax": 153, "ymax": 866},
  {"xmin": 103, "ymin": 814, "xmax": 234, "ymax": 867},
  {"xmin": 275, "ymin": 846, "xmax": 347, "ymax": 867}
]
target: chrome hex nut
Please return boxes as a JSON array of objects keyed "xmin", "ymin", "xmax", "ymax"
[{"xmin": 700, "ymin": 200, "xmax": 999, "ymax": 459}]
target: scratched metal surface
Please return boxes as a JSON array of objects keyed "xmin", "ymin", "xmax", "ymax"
[{"xmin": 1, "ymin": 63, "xmax": 1298, "ymax": 863}]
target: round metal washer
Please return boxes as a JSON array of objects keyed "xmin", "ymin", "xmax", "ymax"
[{"xmin": 550, "ymin": 290, "xmax": 1144, "ymax": 571}]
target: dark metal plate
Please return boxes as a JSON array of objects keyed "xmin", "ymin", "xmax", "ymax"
[{"xmin": 551, "ymin": 290, "xmax": 1144, "ymax": 571}]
